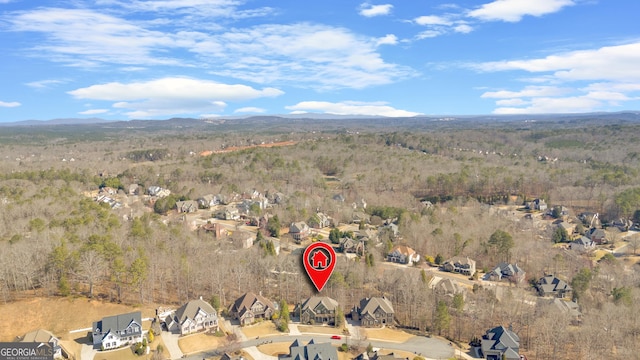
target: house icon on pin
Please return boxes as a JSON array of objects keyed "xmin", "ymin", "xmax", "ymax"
[{"xmin": 311, "ymin": 250, "xmax": 329, "ymax": 269}]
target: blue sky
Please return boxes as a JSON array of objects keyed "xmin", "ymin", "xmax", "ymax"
[{"xmin": 0, "ymin": 0, "xmax": 639, "ymax": 121}]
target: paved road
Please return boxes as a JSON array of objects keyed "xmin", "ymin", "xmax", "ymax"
[{"xmin": 181, "ymin": 332, "xmax": 455, "ymax": 360}]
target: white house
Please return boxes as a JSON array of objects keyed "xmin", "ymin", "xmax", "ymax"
[
  {"xmin": 387, "ymin": 245, "xmax": 419, "ymax": 264},
  {"xmin": 164, "ymin": 298, "xmax": 218, "ymax": 335},
  {"xmin": 92, "ymin": 312, "xmax": 143, "ymax": 350}
]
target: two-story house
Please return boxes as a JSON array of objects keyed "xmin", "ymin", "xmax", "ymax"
[
  {"xmin": 229, "ymin": 292, "xmax": 276, "ymax": 326},
  {"xmin": 386, "ymin": 245, "xmax": 419, "ymax": 265},
  {"xmin": 442, "ymin": 256, "xmax": 476, "ymax": 276},
  {"xmin": 164, "ymin": 298, "xmax": 218, "ymax": 335},
  {"xmin": 297, "ymin": 296, "xmax": 339, "ymax": 325},
  {"xmin": 479, "ymin": 326, "xmax": 520, "ymax": 360},
  {"xmin": 92, "ymin": 312, "xmax": 143, "ymax": 350},
  {"xmin": 289, "ymin": 222, "xmax": 311, "ymax": 242},
  {"xmin": 351, "ymin": 297, "xmax": 395, "ymax": 327}
]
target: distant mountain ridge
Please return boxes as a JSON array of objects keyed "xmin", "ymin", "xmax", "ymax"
[
  {"xmin": 0, "ymin": 117, "xmax": 117, "ymax": 126},
  {"xmin": 1, "ymin": 111, "xmax": 639, "ymax": 128}
]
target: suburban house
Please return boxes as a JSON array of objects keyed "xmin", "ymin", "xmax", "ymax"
[
  {"xmin": 21, "ymin": 329, "xmax": 63, "ymax": 359},
  {"xmin": 229, "ymin": 292, "xmax": 276, "ymax": 326},
  {"xmin": 176, "ymin": 200, "xmax": 198, "ymax": 213},
  {"xmin": 289, "ymin": 222, "xmax": 311, "ymax": 241},
  {"xmin": 555, "ymin": 220, "xmax": 575, "ymax": 236},
  {"xmin": 588, "ymin": 228, "xmax": 608, "ymax": 244},
  {"xmin": 351, "ymin": 297, "xmax": 395, "ymax": 327},
  {"xmin": 340, "ymin": 237, "xmax": 365, "ymax": 255},
  {"xmin": 485, "ymin": 263, "xmax": 526, "ymax": 284},
  {"xmin": 297, "ymin": 296, "xmax": 339, "ymax": 325},
  {"xmin": 147, "ymin": 186, "xmax": 171, "ymax": 198},
  {"xmin": 526, "ymin": 198, "xmax": 547, "ymax": 211},
  {"xmin": 216, "ymin": 206, "xmax": 240, "ymax": 220},
  {"xmin": 387, "ymin": 245, "xmax": 419, "ymax": 265},
  {"xmin": 163, "ymin": 298, "xmax": 218, "ymax": 335},
  {"xmin": 433, "ymin": 278, "xmax": 466, "ymax": 298},
  {"xmin": 92, "ymin": 311, "xmax": 143, "ymax": 350},
  {"xmin": 280, "ymin": 339, "xmax": 338, "ymax": 360},
  {"xmin": 308, "ymin": 212, "xmax": 331, "ymax": 229},
  {"xmin": 479, "ymin": 325, "xmax": 520, "ymax": 360},
  {"xmin": 535, "ymin": 275, "xmax": 572, "ymax": 299},
  {"xmin": 201, "ymin": 222, "xmax": 229, "ymax": 238},
  {"xmin": 197, "ymin": 194, "xmax": 223, "ymax": 208},
  {"xmin": 570, "ymin": 236, "xmax": 595, "ymax": 252},
  {"xmin": 442, "ymin": 256, "xmax": 476, "ymax": 276}
]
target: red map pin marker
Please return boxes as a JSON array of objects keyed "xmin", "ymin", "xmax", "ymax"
[{"xmin": 303, "ymin": 242, "xmax": 336, "ymax": 292}]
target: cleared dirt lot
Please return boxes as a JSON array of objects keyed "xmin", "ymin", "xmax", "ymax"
[
  {"xmin": 0, "ymin": 297, "xmax": 156, "ymax": 341},
  {"xmin": 241, "ymin": 321, "xmax": 281, "ymax": 338},
  {"xmin": 178, "ymin": 332, "xmax": 224, "ymax": 354},
  {"xmin": 297, "ymin": 325, "xmax": 344, "ymax": 335},
  {"xmin": 363, "ymin": 328, "xmax": 414, "ymax": 342}
]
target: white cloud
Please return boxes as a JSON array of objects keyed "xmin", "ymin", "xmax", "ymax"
[
  {"xmin": 359, "ymin": 3, "xmax": 393, "ymax": 17},
  {"xmin": 0, "ymin": 101, "xmax": 21, "ymax": 107},
  {"xmin": 468, "ymin": 0, "xmax": 574, "ymax": 22},
  {"xmin": 201, "ymin": 23, "xmax": 414, "ymax": 89},
  {"xmin": 376, "ymin": 34, "xmax": 398, "ymax": 46},
  {"xmin": 475, "ymin": 41, "xmax": 640, "ymax": 113},
  {"xmin": 416, "ymin": 29, "xmax": 446, "ymax": 40},
  {"xmin": 453, "ymin": 24, "xmax": 473, "ymax": 33},
  {"xmin": 475, "ymin": 42, "xmax": 640, "ymax": 82},
  {"xmin": 413, "ymin": 15, "xmax": 473, "ymax": 38},
  {"xmin": 25, "ymin": 79, "xmax": 66, "ymax": 89},
  {"xmin": 494, "ymin": 96, "xmax": 602, "ymax": 114},
  {"xmin": 285, "ymin": 101, "xmax": 421, "ymax": 117},
  {"xmin": 414, "ymin": 15, "xmax": 452, "ymax": 26},
  {"xmin": 96, "ymin": 0, "xmax": 273, "ymax": 19},
  {"xmin": 5, "ymin": 9, "xmax": 413, "ymax": 90},
  {"xmin": 79, "ymin": 109, "xmax": 109, "ymax": 115},
  {"xmin": 481, "ymin": 86, "xmax": 571, "ymax": 98},
  {"xmin": 6, "ymin": 8, "xmax": 185, "ymax": 67},
  {"xmin": 495, "ymin": 98, "xmax": 529, "ymax": 106},
  {"xmin": 68, "ymin": 77, "xmax": 283, "ymax": 118},
  {"xmin": 234, "ymin": 107, "xmax": 266, "ymax": 113}
]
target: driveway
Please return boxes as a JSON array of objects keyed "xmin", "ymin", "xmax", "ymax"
[
  {"xmin": 80, "ymin": 343, "xmax": 97, "ymax": 360},
  {"xmin": 161, "ymin": 331, "xmax": 184, "ymax": 359}
]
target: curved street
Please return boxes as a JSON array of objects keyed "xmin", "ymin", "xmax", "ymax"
[{"xmin": 178, "ymin": 329, "xmax": 456, "ymax": 360}]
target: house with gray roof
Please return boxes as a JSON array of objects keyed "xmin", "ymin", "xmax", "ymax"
[
  {"xmin": 280, "ymin": 339, "xmax": 338, "ymax": 360},
  {"xmin": 176, "ymin": 200, "xmax": 198, "ymax": 213},
  {"xmin": 535, "ymin": 275, "xmax": 572, "ymax": 299},
  {"xmin": 297, "ymin": 296, "xmax": 339, "ymax": 325},
  {"xmin": 92, "ymin": 311, "xmax": 143, "ymax": 350},
  {"xmin": 164, "ymin": 297, "xmax": 218, "ymax": 335},
  {"xmin": 485, "ymin": 263, "xmax": 526, "ymax": 284},
  {"xmin": 22, "ymin": 329, "xmax": 63, "ymax": 358},
  {"xmin": 230, "ymin": 292, "xmax": 276, "ymax": 326},
  {"xmin": 570, "ymin": 236, "xmax": 595, "ymax": 252},
  {"xmin": 479, "ymin": 325, "xmax": 520, "ymax": 360},
  {"xmin": 351, "ymin": 297, "xmax": 394, "ymax": 327}
]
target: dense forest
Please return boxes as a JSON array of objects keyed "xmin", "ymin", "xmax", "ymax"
[{"xmin": 1, "ymin": 115, "xmax": 640, "ymax": 359}]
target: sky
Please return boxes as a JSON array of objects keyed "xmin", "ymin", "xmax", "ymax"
[{"xmin": 0, "ymin": 0, "xmax": 639, "ymax": 122}]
